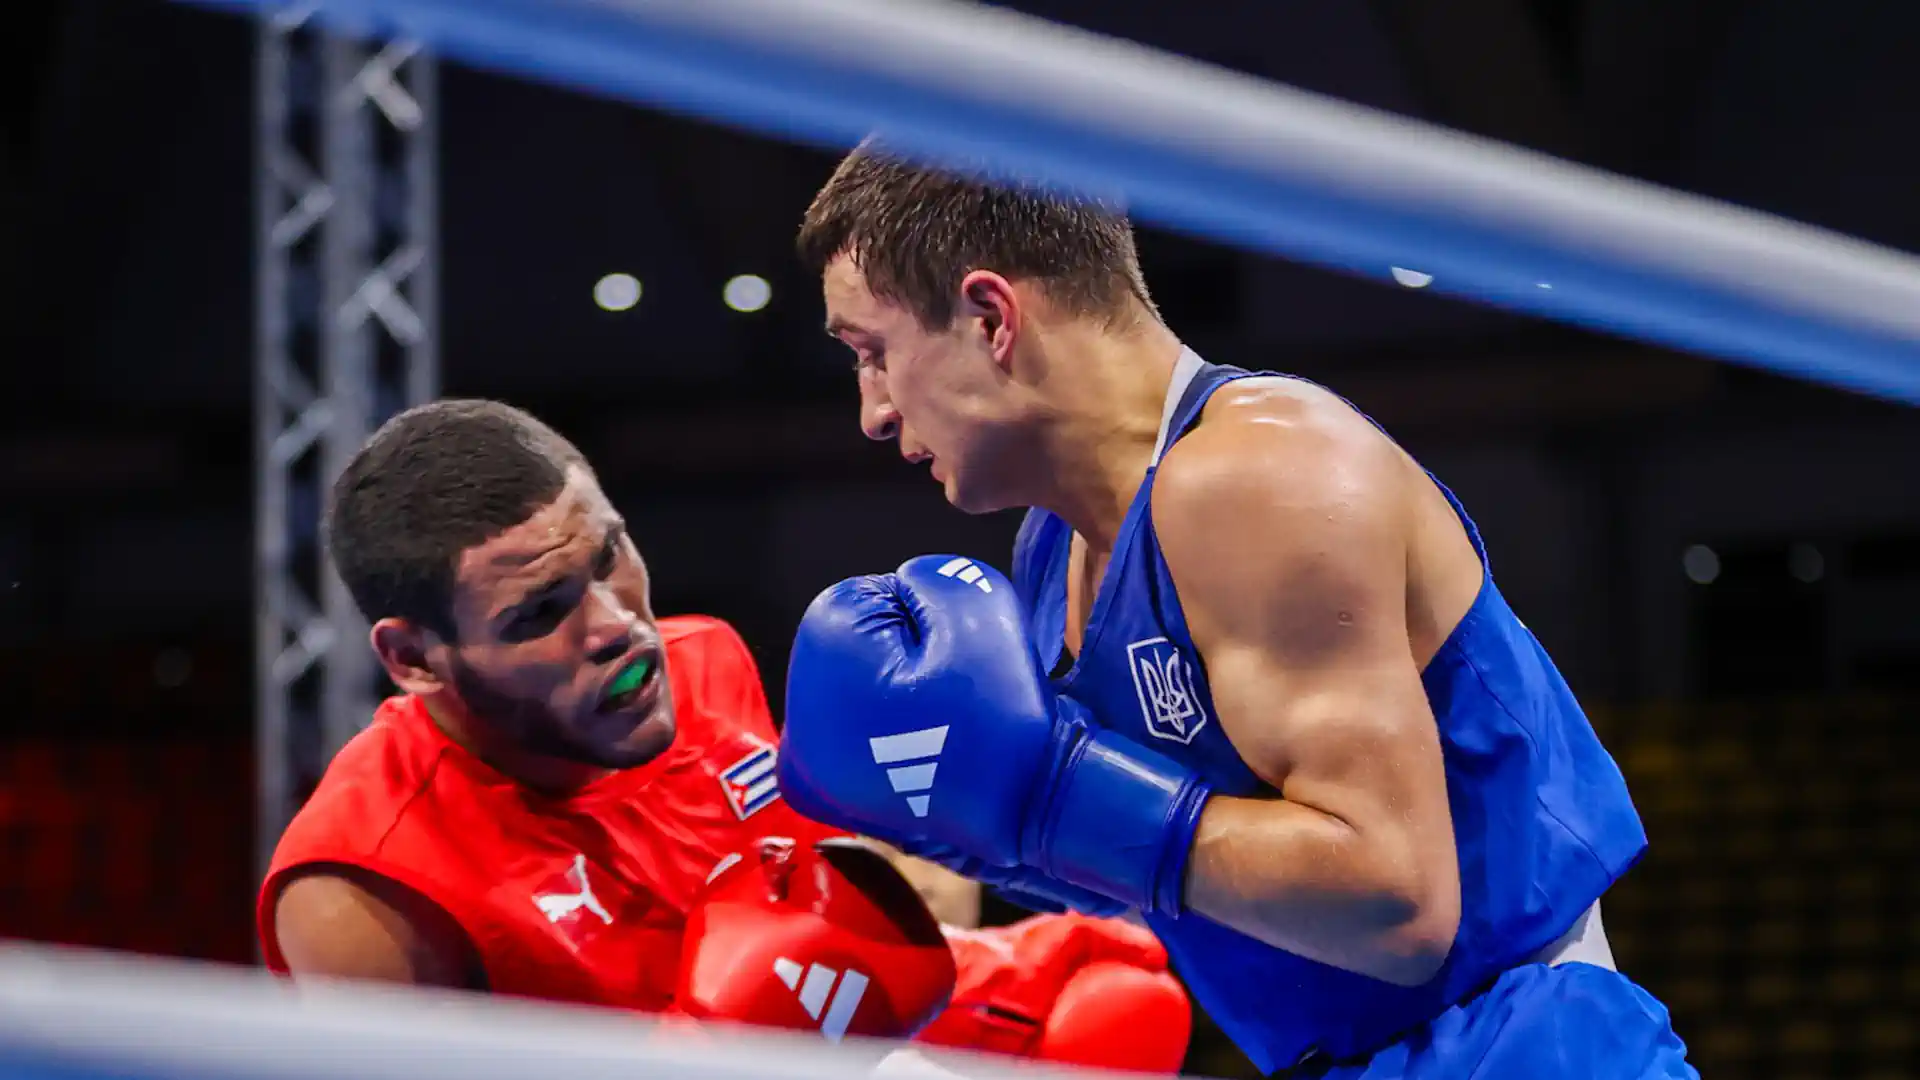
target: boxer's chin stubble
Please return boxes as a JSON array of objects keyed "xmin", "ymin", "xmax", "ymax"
[{"xmin": 448, "ymin": 657, "xmax": 621, "ymax": 769}]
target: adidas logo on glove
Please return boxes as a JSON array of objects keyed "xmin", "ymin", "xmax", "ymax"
[
  {"xmin": 934, "ymin": 557, "xmax": 994, "ymax": 593},
  {"xmin": 868, "ymin": 725, "xmax": 949, "ymax": 818},
  {"xmin": 774, "ymin": 956, "xmax": 871, "ymax": 1041}
]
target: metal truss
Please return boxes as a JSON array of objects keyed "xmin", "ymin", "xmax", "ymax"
[{"xmin": 254, "ymin": 3, "xmax": 438, "ymax": 879}]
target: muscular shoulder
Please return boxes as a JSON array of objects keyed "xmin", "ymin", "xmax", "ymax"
[
  {"xmin": 1152, "ymin": 376, "xmax": 1413, "ymax": 564},
  {"xmin": 1148, "ymin": 376, "xmax": 1426, "ymax": 663},
  {"xmin": 273, "ymin": 700, "xmax": 445, "ymax": 866},
  {"xmin": 274, "ymin": 865, "xmax": 475, "ymax": 986}
]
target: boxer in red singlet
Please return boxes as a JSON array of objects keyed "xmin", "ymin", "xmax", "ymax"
[{"xmin": 260, "ymin": 399, "xmax": 1188, "ymax": 1063}]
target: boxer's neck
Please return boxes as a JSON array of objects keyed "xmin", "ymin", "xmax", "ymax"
[
  {"xmin": 1027, "ymin": 322, "xmax": 1185, "ymax": 552},
  {"xmin": 425, "ymin": 695, "xmax": 608, "ymax": 795}
]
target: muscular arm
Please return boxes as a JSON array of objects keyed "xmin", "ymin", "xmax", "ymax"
[
  {"xmin": 274, "ymin": 865, "xmax": 477, "ymax": 987},
  {"xmin": 1152, "ymin": 384, "xmax": 1462, "ymax": 987}
]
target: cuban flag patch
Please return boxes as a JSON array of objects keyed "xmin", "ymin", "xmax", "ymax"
[{"xmin": 720, "ymin": 743, "xmax": 781, "ymax": 820}]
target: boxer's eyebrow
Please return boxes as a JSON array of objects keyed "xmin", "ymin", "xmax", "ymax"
[
  {"xmin": 825, "ymin": 316, "xmax": 865, "ymax": 339},
  {"xmin": 497, "ymin": 524, "xmax": 623, "ymax": 620},
  {"xmin": 491, "ymin": 537, "xmax": 565, "ymax": 568},
  {"xmin": 501, "ymin": 552, "xmax": 576, "ymax": 606},
  {"xmin": 591, "ymin": 525, "xmax": 625, "ymax": 575},
  {"xmin": 496, "ymin": 577, "xmax": 565, "ymax": 624}
]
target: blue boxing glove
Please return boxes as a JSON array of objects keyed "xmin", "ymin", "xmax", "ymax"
[{"xmin": 778, "ymin": 555, "xmax": 1211, "ymax": 916}]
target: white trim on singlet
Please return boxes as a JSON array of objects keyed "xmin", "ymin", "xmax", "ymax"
[
  {"xmin": 1150, "ymin": 346, "xmax": 1208, "ymax": 466},
  {"xmin": 1529, "ymin": 900, "xmax": 1618, "ymax": 971}
]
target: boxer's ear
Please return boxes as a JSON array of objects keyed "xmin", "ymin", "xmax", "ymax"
[
  {"xmin": 371, "ymin": 618, "xmax": 444, "ymax": 696},
  {"xmin": 958, "ymin": 269, "xmax": 1020, "ymax": 370}
]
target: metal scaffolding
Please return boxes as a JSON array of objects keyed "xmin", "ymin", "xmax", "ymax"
[{"xmin": 253, "ymin": 4, "xmax": 438, "ymax": 879}]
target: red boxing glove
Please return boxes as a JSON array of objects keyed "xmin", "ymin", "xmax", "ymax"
[
  {"xmin": 917, "ymin": 913, "xmax": 1191, "ymax": 1072},
  {"xmin": 675, "ymin": 836, "xmax": 957, "ymax": 1042},
  {"xmin": 1037, "ymin": 959, "xmax": 1191, "ymax": 1072}
]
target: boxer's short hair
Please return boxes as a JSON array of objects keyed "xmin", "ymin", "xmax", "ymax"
[
  {"xmin": 797, "ymin": 137, "xmax": 1157, "ymax": 330},
  {"xmin": 326, "ymin": 398, "xmax": 589, "ymax": 641}
]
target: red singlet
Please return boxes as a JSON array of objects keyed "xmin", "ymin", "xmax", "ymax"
[
  {"xmin": 258, "ymin": 614, "xmax": 1167, "ymax": 1063},
  {"xmin": 258, "ymin": 615, "xmax": 836, "ymax": 1008}
]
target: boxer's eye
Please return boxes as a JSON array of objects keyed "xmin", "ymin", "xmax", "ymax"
[
  {"xmin": 592, "ymin": 536, "xmax": 620, "ymax": 580},
  {"xmin": 502, "ymin": 591, "xmax": 576, "ymax": 641},
  {"xmin": 512, "ymin": 601, "xmax": 562, "ymax": 636}
]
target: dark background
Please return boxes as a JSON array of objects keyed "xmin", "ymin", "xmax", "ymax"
[{"xmin": 2, "ymin": 1, "xmax": 1918, "ymax": 1077}]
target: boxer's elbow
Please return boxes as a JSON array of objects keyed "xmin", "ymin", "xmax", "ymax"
[
  {"xmin": 1270, "ymin": 815, "xmax": 1458, "ymax": 986},
  {"xmin": 1235, "ymin": 856, "xmax": 1455, "ymax": 987},
  {"xmin": 1363, "ymin": 845, "xmax": 1460, "ymax": 987},
  {"xmin": 1368, "ymin": 898, "xmax": 1457, "ymax": 986}
]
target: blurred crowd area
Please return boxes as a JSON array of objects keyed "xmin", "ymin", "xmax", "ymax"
[{"xmin": 2, "ymin": 639, "xmax": 1913, "ymax": 1078}]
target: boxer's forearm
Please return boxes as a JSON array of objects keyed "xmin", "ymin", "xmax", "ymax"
[{"xmin": 1181, "ymin": 794, "xmax": 1456, "ymax": 987}]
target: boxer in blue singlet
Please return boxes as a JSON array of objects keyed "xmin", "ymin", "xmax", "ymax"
[{"xmin": 778, "ymin": 139, "xmax": 1697, "ymax": 1077}]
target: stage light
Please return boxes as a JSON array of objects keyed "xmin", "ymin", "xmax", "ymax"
[
  {"xmin": 1683, "ymin": 544, "xmax": 1721, "ymax": 585},
  {"xmin": 1788, "ymin": 543, "xmax": 1825, "ymax": 583},
  {"xmin": 724, "ymin": 274, "xmax": 772, "ymax": 313},
  {"xmin": 595, "ymin": 273, "xmax": 642, "ymax": 312}
]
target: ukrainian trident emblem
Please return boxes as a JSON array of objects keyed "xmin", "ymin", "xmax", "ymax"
[{"xmin": 1126, "ymin": 637, "xmax": 1209, "ymax": 745}]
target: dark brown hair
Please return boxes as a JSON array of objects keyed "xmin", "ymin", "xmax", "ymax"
[
  {"xmin": 325, "ymin": 398, "xmax": 589, "ymax": 640},
  {"xmin": 796, "ymin": 139, "xmax": 1157, "ymax": 330}
]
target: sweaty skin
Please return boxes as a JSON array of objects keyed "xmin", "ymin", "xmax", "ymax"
[
  {"xmin": 1140, "ymin": 378, "xmax": 1479, "ymax": 986},
  {"xmin": 823, "ymin": 253, "xmax": 1477, "ymax": 986}
]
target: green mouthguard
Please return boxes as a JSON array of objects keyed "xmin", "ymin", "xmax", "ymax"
[{"xmin": 606, "ymin": 656, "xmax": 653, "ymax": 700}]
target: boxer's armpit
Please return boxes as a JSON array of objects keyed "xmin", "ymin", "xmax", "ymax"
[{"xmin": 274, "ymin": 865, "xmax": 477, "ymax": 988}]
